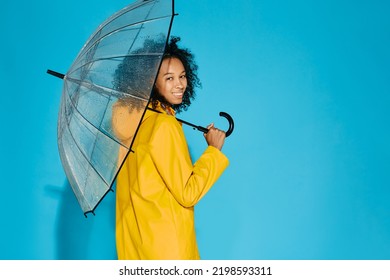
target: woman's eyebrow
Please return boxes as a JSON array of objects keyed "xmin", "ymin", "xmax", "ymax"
[{"xmin": 163, "ymin": 70, "xmax": 186, "ymax": 76}]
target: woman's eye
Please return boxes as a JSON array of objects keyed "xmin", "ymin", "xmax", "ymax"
[
  {"xmin": 180, "ymin": 75, "xmax": 187, "ymax": 79},
  {"xmin": 166, "ymin": 77, "xmax": 173, "ymax": 81}
]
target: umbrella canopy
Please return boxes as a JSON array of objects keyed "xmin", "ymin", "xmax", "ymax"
[{"xmin": 55, "ymin": 0, "xmax": 175, "ymax": 215}]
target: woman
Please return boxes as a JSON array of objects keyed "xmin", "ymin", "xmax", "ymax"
[{"xmin": 115, "ymin": 37, "xmax": 229, "ymax": 260}]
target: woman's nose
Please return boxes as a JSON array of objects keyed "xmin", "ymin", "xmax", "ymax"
[{"xmin": 175, "ymin": 78, "xmax": 184, "ymax": 88}]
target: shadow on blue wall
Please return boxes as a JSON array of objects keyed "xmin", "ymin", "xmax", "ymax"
[{"xmin": 49, "ymin": 181, "xmax": 117, "ymax": 259}]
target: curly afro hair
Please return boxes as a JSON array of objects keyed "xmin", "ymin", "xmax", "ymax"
[
  {"xmin": 113, "ymin": 36, "xmax": 200, "ymax": 113},
  {"xmin": 151, "ymin": 36, "xmax": 201, "ymax": 113}
]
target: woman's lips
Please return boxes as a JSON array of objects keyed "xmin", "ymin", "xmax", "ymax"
[{"xmin": 172, "ymin": 92, "xmax": 183, "ymax": 98}]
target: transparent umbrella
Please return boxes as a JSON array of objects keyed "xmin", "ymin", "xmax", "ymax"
[
  {"xmin": 48, "ymin": 0, "xmax": 234, "ymax": 216},
  {"xmin": 48, "ymin": 0, "xmax": 175, "ymax": 215}
]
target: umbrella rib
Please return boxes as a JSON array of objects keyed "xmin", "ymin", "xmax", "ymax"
[
  {"xmin": 125, "ymin": 0, "xmax": 158, "ymax": 56},
  {"xmin": 64, "ymin": 84, "xmax": 133, "ymax": 152},
  {"xmin": 73, "ymin": 0, "xmax": 152, "ymax": 63},
  {"xmin": 87, "ymin": 0, "xmax": 152, "ymax": 40},
  {"xmin": 67, "ymin": 53, "xmax": 162, "ymax": 77},
  {"xmin": 66, "ymin": 125, "xmax": 110, "ymax": 204},
  {"xmin": 74, "ymin": 14, "xmax": 172, "ymax": 68},
  {"xmin": 63, "ymin": 94, "xmax": 111, "ymax": 189},
  {"xmin": 66, "ymin": 77, "xmax": 149, "ymax": 103}
]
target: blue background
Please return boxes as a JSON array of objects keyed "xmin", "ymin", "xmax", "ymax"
[{"xmin": 1, "ymin": 0, "xmax": 389, "ymax": 259}]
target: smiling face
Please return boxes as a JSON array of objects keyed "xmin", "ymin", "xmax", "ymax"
[{"xmin": 154, "ymin": 57, "xmax": 187, "ymax": 106}]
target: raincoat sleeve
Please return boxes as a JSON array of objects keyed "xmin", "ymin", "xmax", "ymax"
[{"xmin": 149, "ymin": 115, "xmax": 229, "ymax": 207}]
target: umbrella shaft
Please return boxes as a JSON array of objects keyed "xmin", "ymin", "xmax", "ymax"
[
  {"xmin": 176, "ymin": 117, "xmax": 208, "ymax": 133},
  {"xmin": 146, "ymin": 107, "xmax": 208, "ymax": 133}
]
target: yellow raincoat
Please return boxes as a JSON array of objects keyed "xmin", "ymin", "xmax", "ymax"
[{"xmin": 115, "ymin": 102, "xmax": 229, "ymax": 260}]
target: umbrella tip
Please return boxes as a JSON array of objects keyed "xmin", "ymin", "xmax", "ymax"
[{"xmin": 47, "ymin": 69, "xmax": 65, "ymax": 79}]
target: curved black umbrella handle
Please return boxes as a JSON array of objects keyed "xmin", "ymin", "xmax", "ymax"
[
  {"xmin": 153, "ymin": 108, "xmax": 234, "ymax": 137},
  {"xmin": 219, "ymin": 112, "xmax": 234, "ymax": 137}
]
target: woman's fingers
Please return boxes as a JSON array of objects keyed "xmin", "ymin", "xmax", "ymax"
[{"xmin": 204, "ymin": 123, "xmax": 226, "ymax": 150}]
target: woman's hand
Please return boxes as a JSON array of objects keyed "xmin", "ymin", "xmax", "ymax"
[{"xmin": 204, "ymin": 123, "xmax": 226, "ymax": 150}]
